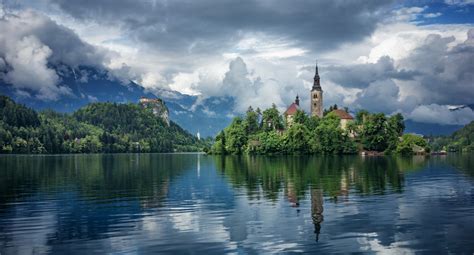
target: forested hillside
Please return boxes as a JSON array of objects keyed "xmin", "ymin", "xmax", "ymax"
[
  {"xmin": 429, "ymin": 121, "xmax": 474, "ymax": 152},
  {"xmin": 0, "ymin": 96, "xmax": 205, "ymax": 153}
]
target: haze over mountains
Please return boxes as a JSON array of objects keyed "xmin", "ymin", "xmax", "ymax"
[
  {"xmin": 0, "ymin": 65, "xmax": 468, "ymax": 136},
  {"xmin": 0, "ymin": 65, "xmax": 234, "ymax": 137}
]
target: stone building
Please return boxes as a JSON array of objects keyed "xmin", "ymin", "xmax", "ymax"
[
  {"xmin": 139, "ymin": 97, "xmax": 170, "ymax": 126},
  {"xmin": 311, "ymin": 64, "xmax": 323, "ymax": 118},
  {"xmin": 284, "ymin": 95, "xmax": 301, "ymax": 127},
  {"xmin": 283, "ymin": 63, "xmax": 356, "ymax": 133},
  {"xmin": 330, "ymin": 109, "xmax": 354, "ymax": 131}
]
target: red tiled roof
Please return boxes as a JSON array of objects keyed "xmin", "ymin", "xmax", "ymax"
[
  {"xmin": 285, "ymin": 103, "xmax": 300, "ymax": 115},
  {"xmin": 331, "ymin": 109, "xmax": 354, "ymax": 119}
]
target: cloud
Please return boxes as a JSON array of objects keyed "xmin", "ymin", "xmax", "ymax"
[
  {"xmin": 1, "ymin": 1, "xmax": 473, "ymax": 127},
  {"xmin": 325, "ymin": 56, "xmax": 418, "ymax": 89},
  {"xmin": 398, "ymin": 30, "xmax": 474, "ymax": 105},
  {"xmin": 322, "ymin": 28, "xmax": 474, "ymax": 124},
  {"xmin": 48, "ymin": 0, "xmax": 394, "ymax": 54},
  {"xmin": 0, "ymin": 10, "xmax": 110, "ymax": 100},
  {"xmin": 2, "ymin": 35, "xmax": 65, "ymax": 100},
  {"xmin": 408, "ymin": 104, "xmax": 474, "ymax": 125},
  {"xmin": 444, "ymin": 0, "xmax": 474, "ymax": 6}
]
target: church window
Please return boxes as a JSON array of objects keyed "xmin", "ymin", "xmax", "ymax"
[{"xmin": 313, "ymin": 94, "xmax": 317, "ymax": 99}]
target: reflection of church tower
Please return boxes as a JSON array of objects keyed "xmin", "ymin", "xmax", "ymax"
[
  {"xmin": 197, "ymin": 153, "xmax": 201, "ymax": 178},
  {"xmin": 311, "ymin": 62, "xmax": 323, "ymax": 118},
  {"xmin": 311, "ymin": 188, "xmax": 324, "ymax": 242}
]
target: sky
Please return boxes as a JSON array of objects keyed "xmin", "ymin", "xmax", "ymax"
[{"xmin": 0, "ymin": 0, "xmax": 473, "ymax": 125}]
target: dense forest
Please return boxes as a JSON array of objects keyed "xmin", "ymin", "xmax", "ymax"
[
  {"xmin": 209, "ymin": 105, "xmax": 430, "ymax": 155},
  {"xmin": 0, "ymin": 95, "xmax": 206, "ymax": 153},
  {"xmin": 429, "ymin": 121, "xmax": 474, "ymax": 152}
]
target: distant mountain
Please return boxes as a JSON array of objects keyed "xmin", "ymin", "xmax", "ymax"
[
  {"xmin": 404, "ymin": 120, "xmax": 464, "ymax": 136},
  {"xmin": 429, "ymin": 120, "xmax": 474, "ymax": 152},
  {"xmin": 1, "ymin": 64, "xmax": 471, "ymax": 137},
  {"xmin": 0, "ymin": 65, "xmax": 232, "ymax": 137},
  {"xmin": 0, "ymin": 95, "xmax": 205, "ymax": 153}
]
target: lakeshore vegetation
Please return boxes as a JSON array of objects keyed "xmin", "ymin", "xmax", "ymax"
[
  {"xmin": 428, "ymin": 121, "xmax": 474, "ymax": 153},
  {"xmin": 0, "ymin": 96, "xmax": 205, "ymax": 153},
  {"xmin": 208, "ymin": 105, "xmax": 431, "ymax": 155}
]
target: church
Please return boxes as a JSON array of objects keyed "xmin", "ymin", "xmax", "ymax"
[{"xmin": 284, "ymin": 63, "xmax": 353, "ymax": 129}]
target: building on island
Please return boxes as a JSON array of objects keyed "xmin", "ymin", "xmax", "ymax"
[
  {"xmin": 311, "ymin": 63, "xmax": 323, "ymax": 118},
  {"xmin": 284, "ymin": 95, "xmax": 301, "ymax": 127},
  {"xmin": 330, "ymin": 109, "xmax": 354, "ymax": 131},
  {"xmin": 139, "ymin": 97, "xmax": 170, "ymax": 126},
  {"xmin": 284, "ymin": 62, "xmax": 354, "ymax": 131}
]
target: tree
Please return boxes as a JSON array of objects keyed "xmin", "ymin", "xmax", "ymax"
[
  {"xmin": 255, "ymin": 130, "xmax": 283, "ymax": 154},
  {"xmin": 262, "ymin": 104, "xmax": 284, "ymax": 131},
  {"xmin": 225, "ymin": 117, "xmax": 247, "ymax": 154},
  {"xmin": 211, "ymin": 131, "xmax": 226, "ymax": 154},
  {"xmin": 244, "ymin": 106, "xmax": 259, "ymax": 134},
  {"xmin": 323, "ymin": 104, "xmax": 338, "ymax": 116},
  {"xmin": 386, "ymin": 113, "xmax": 405, "ymax": 152},
  {"xmin": 283, "ymin": 123, "xmax": 310, "ymax": 153},
  {"xmin": 360, "ymin": 113, "xmax": 388, "ymax": 152},
  {"xmin": 293, "ymin": 110, "xmax": 309, "ymax": 125},
  {"xmin": 396, "ymin": 134, "xmax": 428, "ymax": 155}
]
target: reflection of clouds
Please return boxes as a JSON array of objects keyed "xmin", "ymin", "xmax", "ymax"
[
  {"xmin": 1, "ymin": 155, "xmax": 473, "ymax": 253},
  {"xmin": 1, "ymin": 200, "xmax": 57, "ymax": 254},
  {"xmin": 357, "ymin": 232, "xmax": 415, "ymax": 255},
  {"xmin": 170, "ymin": 211, "xmax": 199, "ymax": 232}
]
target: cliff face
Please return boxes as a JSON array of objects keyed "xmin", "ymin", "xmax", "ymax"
[{"xmin": 139, "ymin": 98, "xmax": 170, "ymax": 126}]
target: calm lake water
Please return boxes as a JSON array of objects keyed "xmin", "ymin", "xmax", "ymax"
[{"xmin": 0, "ymin": 154, "xmax": 473, "ymax": 254}]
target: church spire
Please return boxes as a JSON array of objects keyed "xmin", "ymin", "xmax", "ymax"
[{"xmin": 312, "ymin": 60, "xmax": 321, "ymax": 91}]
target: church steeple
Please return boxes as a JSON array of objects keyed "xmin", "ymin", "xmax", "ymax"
[
  {"xmin": 312, "ymin": 61, "xmax": 321, "ymax": 91},
  {"xmin": 310, "ymin": 61, "xmax": 323, "ymax": 118},
  {"xmin": 295, "ymin": 95, "xmax": 300, "ymax": 106}
]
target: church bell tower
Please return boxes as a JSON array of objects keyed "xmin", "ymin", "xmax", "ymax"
[{"xmin": 311, "ymin": 62, "xmax": 323, "ymax": 118}]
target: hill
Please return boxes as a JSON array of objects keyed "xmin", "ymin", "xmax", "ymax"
[
  {"xmin": 0, "ymin": 66, "xmax": 232, "ymax": 138},
  {"xmin": 0, "ymin": 95, "xmax": 205, "ymax": 153},
  {"xmin": 429, "ymin": 121, "xmax": 474, "ymax": 152}
]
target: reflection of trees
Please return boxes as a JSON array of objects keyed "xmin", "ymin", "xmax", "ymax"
[
  {"xmin": 0, "ymin": 154, "xmax": 195, "ymax": 209},
  {"xmin": 0, "ymin": 154, "xmax": 197, "ymax": 244},
  {"xmin": 213, "ymin": 155, "xmax": 427, "ymax": 200},
  {"xmin": 443, "ymin": 154, "xmax": 474, "ymax": 178},
  {"xmin": 213, "ymin": 155, "xmax": 428, "ymax": 242}
]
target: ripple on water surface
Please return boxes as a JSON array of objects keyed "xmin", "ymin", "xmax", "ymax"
[{"xmin": 0, "ymin": 154, "xmax": 473, "ymax": 254}]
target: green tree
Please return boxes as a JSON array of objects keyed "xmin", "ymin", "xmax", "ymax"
[
  {"xmin": 293, "ymin": 110, "xmax": 309, "ymax": 125},
  {"xmin": 283, "ymin": 123, "xmax": 310, "ymax": 153},
  {"xmin": 262, "ymin": 104, "xmax": 284, "ymax": 131},
  {"xmin": 396, "ymin": 134, "xmax": 428, "ymax": 155},
  {"xmin": 211, "ymin": 131, "xmax": 226, "ymax": 154},
  {"xmin": 244, "ymin": 106, "xmax": 259, "ymax": 134},
  {"xmin": 225, "ymin": 117, "xmax": 247, "ymax": 154},
  {"xmin": 360, "ymin": 113, "xmax": 388, "ymax": 152},
  {"xmin": 386, "ymin": 113, "xmax": 405, "ymax": 152}
]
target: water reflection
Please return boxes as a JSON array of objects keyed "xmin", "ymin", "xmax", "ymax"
[
  {"xmin": 212, "ymin": 155, "xmax": 427, "ymax": 200},
  {"xmin": 311, "ymin": 188, "xmax": 324, "ymax": 242},
  {"xmin": 0, "ymin": 154, "xmax": 473, "ymax": 254},
  {"xmin": 212, "ymin": 155, "xmax": 429, "ymax": 243}
]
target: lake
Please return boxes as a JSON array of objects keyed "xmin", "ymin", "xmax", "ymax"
[{"xmin": 0, "ymin": 154, "xmax": 473, "ymax": 254}]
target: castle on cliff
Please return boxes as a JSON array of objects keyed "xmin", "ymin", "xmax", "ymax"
[{"xmin": 139, "ymin": 97, "xmax": 170, "ymax": 126}]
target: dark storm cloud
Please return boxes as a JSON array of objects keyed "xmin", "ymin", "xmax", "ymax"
[
  {"xmin": 326, "ymin": 56, "xmax": 419, "ymax": 89},
  {"xmin": 399, "ymin": 31, "xmax": 474, "ymax": 105},
  {"xmin": 50, "ymin": 0, "xmax": 395, "ymax": 53},
  {"xmin": 321, "ymin": 28, "xmax": 474, "ymax": 124}
]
